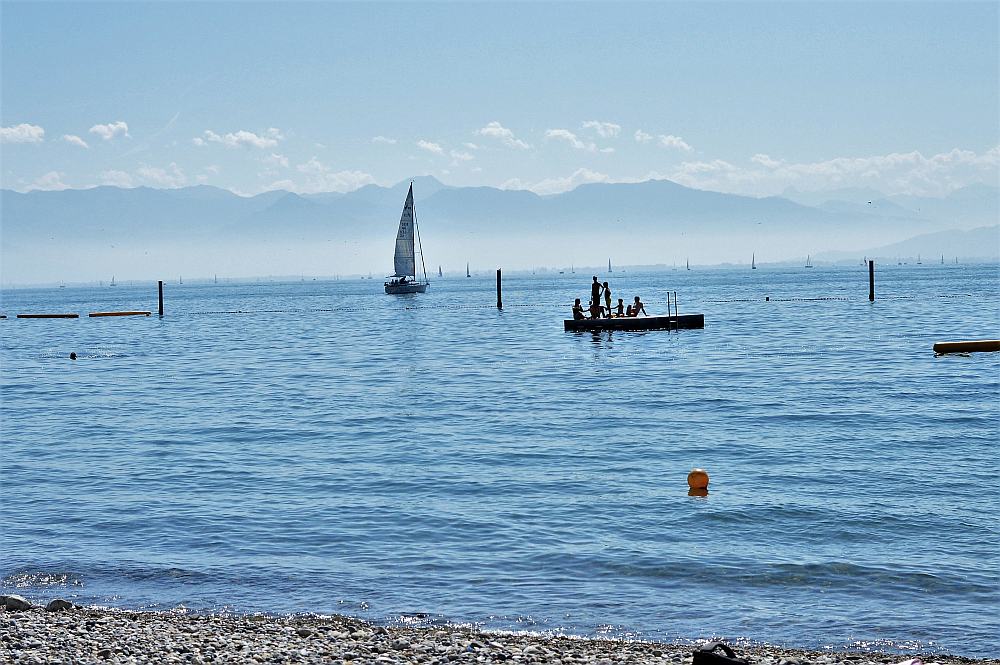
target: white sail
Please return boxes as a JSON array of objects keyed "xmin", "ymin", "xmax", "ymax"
[{"xmin": 392, "ymin": 184, "xmax": 416, "ymax": 277}]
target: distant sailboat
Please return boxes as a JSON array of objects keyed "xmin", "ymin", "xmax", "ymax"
[
  {"xmin": 940, "ymin": 255, "xmax": 944, "ymax": 265},
  {"xmin": 110, "ymin": 275, "xmax": 116, "ymax": 287},
  {"xmin": 917, "ymin": 254, "xmax": 922, "ymax": 265},
  {"xmin": 805, "ymin": 255, "xmax": 813, "ymax": 268},
  {"xmin": 751, "ymin": 254, "xmax": 757, "ymax": 270},
  {"xmin": 214, "ymin": 274, "xmax": 218, "ymax": 284},
  {"xmin": 571, "ymin": 263, "xmax": 575, "ymax": 274},
  {"xmin": 438, "ymin": 265, "xmax": 443, "ymax": 278},
  {"xmin": 686, "ymin": 257, "xmax": 690, "ymax": 271},
  {"xmin": 179, "ymin": 276, "xmax": 183, "ymax": 285},
  {"xmin": 384, "ymin": 182, "xmax": 429, "ymax": 294},
  {"xmin": 466, "ymin": 262, "xmax": 470, "ymax": 278},
  {"xmin": 608, "ymin": 258, "xmax": 613, "ymax": 272}
]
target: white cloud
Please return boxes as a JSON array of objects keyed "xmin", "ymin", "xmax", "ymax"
[
  {"xmin": 372, "ymin": 135, "xmax": 397, "ymax": 145},
  {"xmin": 669, "ymin": 146, "xmax": 1000, "ymax": 197},
  {"xmin": 89, "ymin": 121, "xmax": 129, "ymax": 140},
  {"xmin": 289, "ymin": 157, "xmax": 376, "ymax": 193},
  {"xmin": 416, "ymin": 140, "xmax": 444, "ymax": 155},
  {"xmin": 62, "ymin": 134, "xmax": 89, "ymax": 149},
  {"xmin": 462, "ymin": 142, "xmax": 479, "ymax": 150},
  {"xmin": 100, "ymin": 170, "xmax": 134, "ymax": 188},
  {"xmin": 1, "ymin": 123, "xmax": 45, "ymax": 143},
  {"xmin": 196, "ymin": 128, "xmax": 281, "ymax": 149},
  {"xmin": 658, "ymin": 134, "xmax": 693, "ymax": 152},
  {"xmin": 449, "ymin": 150, "xmax": 474, "ymax": 162},
  {"xmin": 633, "ymin": 130, "xmax": 692, "ymax": 151},
  {"xmin": 545, "ymin": 128, "xmax": 613, "ymax": 153},
  {"xmin": 137, "ymin": 162, "xmax": 186, "ymax": 188},
  {"xmin": 204, "ymin": 164, "xmax": 220, "ymax": 174},
  {"xmin": 502, "ymin": 167, "xmax": 611, "ymax": 196},
  {"xmin": 751, "ymin": 153, "xmax": 783, "ymax": 168},
  {"xmin": 582, "ymin": 121, "xmax": 621, "ymax": 138},
  {"xmin": 262, "ymin": 153, "xmax": 289, "ymax": 168},
  {"xmin": 28, "ymin": 171, "xmax": 68, "ymax": 191},
  {"xmin": 477, "ymin": 121, "xmax": 531, "ymax": 150}
]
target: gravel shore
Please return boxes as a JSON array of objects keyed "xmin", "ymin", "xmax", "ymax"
[{"xmin": 2, "ymin": 600, "xmax": 995, "ymax": 665}]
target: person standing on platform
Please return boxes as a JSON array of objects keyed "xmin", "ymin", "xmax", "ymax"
[
  {"xmin": 591, "ymin": 276, "xmax": 602, "ymax": 315},
  {"xmin": 602, "ymin": 281, "xmax": 612, "ymax": 318}
]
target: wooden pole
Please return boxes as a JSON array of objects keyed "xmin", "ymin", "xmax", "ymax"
[
  {"xmin": 496, "ymin": 269, "xmax": 503, "ymax": 309},
  {"xmin": 158, "ymin": 280, "xmax": 164, "ymax": 316},
  {"xmin": 868, "ymin": 260, "xmax": 875, "ymax": 302}
]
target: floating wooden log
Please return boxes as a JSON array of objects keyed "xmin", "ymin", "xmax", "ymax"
[
  {"xmin": 564, "ymin": 313, "xmax": 705, "ymax": 332},
  {"xmin": 933, "ymin": 340, "xmax": 1000, "ymax": 354},
  {"xmin": 16, "ymin": 313, "xmax": 79, "ymax": 319},
  {"xmin": 88, "ymin": 311, "xmax": 151, "ymax": 317}
]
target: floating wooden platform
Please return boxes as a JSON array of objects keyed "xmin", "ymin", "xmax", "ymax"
[
  {"xmin": 89, "ymin": 311, "xmax": 151, "ymax": 317},
  {"xmin": 16, "ymin": 313, "xmax": 79, "ymax": 319},
  {"xmin": 933, "ymin": 340, "xmax": 1000, "ymax": 354},
  {"xmin": 564, "ymin": 313, "xmax": 705, "ymax": 332}
]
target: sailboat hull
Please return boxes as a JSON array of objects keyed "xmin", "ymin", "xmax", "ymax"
[{"xmin": 384, "ymin": 282, "xmax": 428, "ymax": 294}]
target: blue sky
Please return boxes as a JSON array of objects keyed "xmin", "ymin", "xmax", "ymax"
[{"xmin": 2, "ymin": 1, "xmax": 997, "ymax": 197}]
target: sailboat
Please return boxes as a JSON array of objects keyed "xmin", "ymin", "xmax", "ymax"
[
  {"xmin": 805, "ymin": 255, "xmax": 813, "ymax": 268},
  {"xmin": 751, "ymin": 254, "xmax": 757, "ymax": 270},
  {"xmin": 686, "ymin": 257, "xmax": 690, "ymax": 271},
  {"xmin": 917, "ymin": 254, "xmax": 922, "ymax": 265},
  {"xmin": 608, "ymin": 258, "xmax": 613, "ymax": 272},
  {"xmin": 438, "ymin": 265, "xmax": 443, "ymax": 278},
  {"xmin": 110, "ymin": 275, "xmax": 116, "ymax": 287},
  {"xmin": 940, "ymin": 255, "xmax": 944, "ymax": 265},
  {"xmin": 385, "ymin": 183, "xmax": 429, "ymax": 294},
  {"xmin": 466, "ymin": 262, "xmax": 470, "ymax": 278}
]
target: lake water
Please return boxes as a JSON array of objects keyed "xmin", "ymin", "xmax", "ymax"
[{"xmin": 2, "ymin": 264, "xmax": 998, "ymax": 657}]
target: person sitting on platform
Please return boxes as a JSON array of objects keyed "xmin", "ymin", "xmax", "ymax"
[
  {"xmin": 588, "ymin": 299, "xmax": 604, "ymax": 319},
  {"xmin": 572, "ymin": 298, "xmax": 587, "ymax": 320},
  {"xmin": 614, "ymin": 298, "xmax": 625, "ymax": 317},
  {"xmin": 629, "ymin": 295, "xmax": 648, "ymax": 317}
]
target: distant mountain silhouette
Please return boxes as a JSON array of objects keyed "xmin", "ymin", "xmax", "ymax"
[
  {"xmin": 818, "ymin": 225, "xmax": 999, "ymax": 262},
  {"xmin": 2, "ymin": 177, "xmax": 995, "ymax": 283}
]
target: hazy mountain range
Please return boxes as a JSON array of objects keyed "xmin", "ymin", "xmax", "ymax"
[{"xmin": 2, "ymin": 177, "xmax": 996, "ymax": 283}]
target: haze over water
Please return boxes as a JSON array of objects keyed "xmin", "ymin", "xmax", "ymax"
[{"xmin": 1, "ymin": 265, "xmax": 998, "ymax": 657}]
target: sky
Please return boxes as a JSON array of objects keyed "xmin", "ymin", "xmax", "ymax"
[{"xmin": 2, "ymin": 1, "xmax": 998, "ymax": 198}]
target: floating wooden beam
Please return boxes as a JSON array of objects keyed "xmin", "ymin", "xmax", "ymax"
[
  {"xmin": 933, "ymin": 340, "xmax": 1000, "ymax": 354},
  {"xmin": 88, "ymin": 311, "xmax": 151, "ymax": 317},
  {"xmin": 16, "ymin": 313, "xmax": 79, "ymax": 319}
]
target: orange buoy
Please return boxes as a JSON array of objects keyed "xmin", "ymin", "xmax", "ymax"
[{"xmin": 687, "ymin": 468, "xmax": 710, "ymax": 490}]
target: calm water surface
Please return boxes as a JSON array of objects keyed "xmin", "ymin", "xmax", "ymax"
[{"xmin": 2, "ymin": 265, "xmax": 998, "ymax": 656}]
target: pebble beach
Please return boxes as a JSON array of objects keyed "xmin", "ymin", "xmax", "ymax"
[{"xmin": 3, "ymin": 598, "xmax": 996, "ymax": 665}]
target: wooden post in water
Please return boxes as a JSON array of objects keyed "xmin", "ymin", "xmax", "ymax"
[
  {"xmin": 158, "ymin": 280, "xmax": 164, "ymax": 316},
  {"xmin": 868, "ymin": 261, "xmax": 875, "ymax": 302},
  {"xmin": 496, "ymin": 269, "xmax": 503, "ymax": 309}
]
